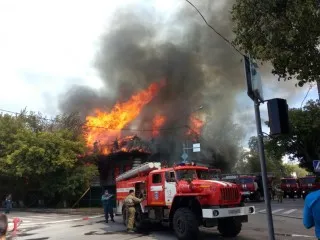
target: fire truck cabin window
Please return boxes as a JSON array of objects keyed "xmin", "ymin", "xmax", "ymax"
[
  {"xmin": 165, "ymin": 172, "xmax": 175, "ymax": 182},
  {"xmin": 152, "ymin": 174, "xmax": 162, "ymax": 184}
]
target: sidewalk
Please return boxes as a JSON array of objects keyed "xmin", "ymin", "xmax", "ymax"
[{"xmin": 0, "ymin": 207, "xmax": 104, "ymax": 215}]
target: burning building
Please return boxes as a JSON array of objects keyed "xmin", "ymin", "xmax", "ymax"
[{"xmin": 60, "ymin": 1, "xmax": 247, "ymax": 190}]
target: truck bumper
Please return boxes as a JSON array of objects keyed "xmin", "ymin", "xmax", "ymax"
[{"xmin": 202, "ymin": 206, "xmax": 255, "ymax": 219}]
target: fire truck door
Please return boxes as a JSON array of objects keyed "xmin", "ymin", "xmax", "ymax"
[
  {"xmin": 165, "ymin": 171, "xmax": 177, "ymax": 206},
  {"xmin": 149, "ymin": 173, "xmax": 165, "ymax": 205}
]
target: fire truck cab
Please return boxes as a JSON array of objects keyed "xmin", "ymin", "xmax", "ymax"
[
  {"xmin": 116, "ymin": 162, "xmax": 255, "ymax": 240},
  {"xmin": 299, "ymin": 175, "xmax": 320, "ymax": 199},
  {"xmin": 280, "ymin": 177, "xmax": 300, "ymax": 198},
  {"xmin": 221, "ymin": 174, "xmax": 261, "ymax": 202}
]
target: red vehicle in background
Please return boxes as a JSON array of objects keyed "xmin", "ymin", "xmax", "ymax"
[
  {"xmin": 280, "ymin": 177, "xmax": 300, "ymax": 198},
  {"xmin": 298, "ymin": 175, "xmax": 320, "ymax": 199},
  {"xmin": 221, "ymin": 175, "xmax": 261, "ymax": 202}
]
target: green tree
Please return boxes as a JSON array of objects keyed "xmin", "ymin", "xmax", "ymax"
[
  {"xmin": 0, "ymin": 112, "xmax": 98, "ymax": 201},
  {"xmin": 234, "ymin": 136, "xmax": 284, "ymax": 175},
  {"xmin": 282, "ymin": 163, "xmax": 308, "ymax": 177},
  {"xmin": 231, "ymin": 0, "xmax": 320, "ymax": 86},
  {"xmin": 264, "ymin": 100, "xmax": 320, "ymax": 172}
]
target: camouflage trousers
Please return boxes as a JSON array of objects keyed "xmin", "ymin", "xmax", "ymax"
[
  {"xmin": 276, "ymin": 190, "xmax": 284, "ymax": 203},
  {"xmin": 126, "ymin": 207, "xmax": 136, "ymax": 230}
]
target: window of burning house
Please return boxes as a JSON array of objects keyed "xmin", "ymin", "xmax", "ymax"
[{"xmin": 152, "ymin": 174, "xmax": 162, "ymax": 184}]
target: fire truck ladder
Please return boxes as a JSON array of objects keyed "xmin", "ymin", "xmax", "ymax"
[{"xmin": 115, "ymin": 162, "xmax": 161, "ymax": 182}]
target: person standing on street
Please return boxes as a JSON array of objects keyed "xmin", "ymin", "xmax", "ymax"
[
  {"xmin": 303, "ymin": 188, "xmax": 320, "ymax": 239},
  {"xmin": 101, "ymin": 190, "xmax": 114, "ymax": 223},
  {"xmin": 124, "ymin": 190, "xmax": 143, "ymax": 233},
  {"xmin": 0, "ymin": 214, "xmax": 8, "ymax": 240},
  {"xmin": 4, "ymin": 195, "xmax": 12, "ymax": 214}
]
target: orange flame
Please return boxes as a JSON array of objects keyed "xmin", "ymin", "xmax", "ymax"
[
  {"xmin": 187, "ymin": 114, "xmax": 204, "ymax": 139},
  {"xmin": 85, "ymin": 80, "xmax": 165, "ymax": 153},
  {"xmin": 152, "ymin": 114, "xmax": 166, "ymax": 137}
]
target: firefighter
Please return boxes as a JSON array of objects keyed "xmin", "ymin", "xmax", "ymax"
[
  {"xmin": 101, "ymin": 190, "xmax": 114, "ymax": 223},
  {"xmin": 124, "ymin": 190, "xmax": 144, "ymax": 233},
  {"xmin": 275, "ymin": 185, "xmax": 284, "ymax": 203}
]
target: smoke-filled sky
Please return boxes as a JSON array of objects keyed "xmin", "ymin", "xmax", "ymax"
[{"xmin": 0, "ymin": 0, "xmax": 318, "ymax": 149}]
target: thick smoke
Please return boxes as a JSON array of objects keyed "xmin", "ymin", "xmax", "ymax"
[{"xmin": 59, "ymin": 1, "xmax": 250, "ymax": 170}]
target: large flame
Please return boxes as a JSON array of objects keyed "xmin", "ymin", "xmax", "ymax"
[
  {"xmin": 187, "ymin": 114, "xmax": 205, "ymax": 139},
  {"xmin": 85, "ymin": 80, "xmax": 165, "ymax": 153},
  {"xmin": 152, "ymin": 114, "xmax": 166, "ymax": 137}
]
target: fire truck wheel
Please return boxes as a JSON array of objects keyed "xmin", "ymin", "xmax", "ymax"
[
  {"xmin": 173, "ymin": 208, "xmax": 199, "ymax": 240},
  {"xmin": 218, "ymin": 217, "xmax": 242, "ymax": 238}
]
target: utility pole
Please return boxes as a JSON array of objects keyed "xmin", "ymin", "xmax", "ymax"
[
  {"xmin": 244, "ymin": 55, "xmax": 275, "ymax": 240},
  {"xmin": 254, "ymin": 99, "xmax": 275, "ymax": 240}
]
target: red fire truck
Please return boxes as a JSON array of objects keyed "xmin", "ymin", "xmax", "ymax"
[
  {"xmin": 280, "ymin": 177, "xmax": 300, "ymax": 198},
  {"xmin": 299, "ymin": 175, "xmax": 320, "ymax": 199},
  {"xmin": 221, "ymin": 174, "xmax": 260, "ymax": 201},
  {"xmin": 221, "ymin": 173, "xmax": 275, "ymax": 202},
  {"xmin": 115, "ymin": 162, "xmax": 255, "ymax": 240}
]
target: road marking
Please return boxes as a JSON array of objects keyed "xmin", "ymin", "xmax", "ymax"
[
  {"xmin": 282, "ymin": 209, "xmax": 297, "ymax": 214},
  {"xmin": 272, "ymin": 209, "xmax": 284, "ymax": 214},
  {"xmin": 20, "ymin": 214, "xmax": 104, "ymax": 226},
  {"xmin": 258, "ymin": 209, "xmax": 266, "ymax": 213},
  {"xmin": 26, "ymin": 215, "xmax": 58, "ymax": 219}
]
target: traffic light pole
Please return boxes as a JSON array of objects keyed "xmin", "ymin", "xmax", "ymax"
[{"xmin": 254, "ymin": 98, "xmax": 275, "ymax": 240}]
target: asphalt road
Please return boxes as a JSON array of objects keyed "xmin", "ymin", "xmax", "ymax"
[{"xmin": 6, "ymin": 199, "xmax": 317, "ymax": 239}]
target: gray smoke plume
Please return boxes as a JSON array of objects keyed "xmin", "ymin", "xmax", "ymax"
[{"xmin": 59, "ymin": 1, "xmax": 256, "ymax": 170}]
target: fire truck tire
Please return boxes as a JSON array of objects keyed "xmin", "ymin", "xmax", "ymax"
[
  {"xmin": 218, "ymin": 217, "xmax": 242, "ymax": 238},
  {"xmin": 172, "ymin": 208, "xmax": 199, "ymax": 240}
]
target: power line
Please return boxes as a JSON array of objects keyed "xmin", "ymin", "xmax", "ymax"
[
  {"xmin": 300, "ymin": 84, "xmax": 313, "ymax": 108},
  {"xmin": 185, "ymin": 0, "xmax": 244, "ymax": 56}
]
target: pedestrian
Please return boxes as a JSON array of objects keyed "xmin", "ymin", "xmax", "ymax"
[
  {"xmin": 124, "ymin": 190, "xmax": 143, "ymax": 233},
  {"xmin": 4, "ymin": 195, "xmax": 12, "ymax": 214},
  {"xmin": 101, "ymin": 190, "xmax": 114, "ymax": 223},
  {"xmin": 275, "ymin": 185, "xmax": 284, "ymax": 203},
  {"xmin": 303, "ymin": 189, "xmax": 320, "ymax": 239},
  {"xmin": 0, "ymin": 214, "xmax": 8, "ymax": 240}
]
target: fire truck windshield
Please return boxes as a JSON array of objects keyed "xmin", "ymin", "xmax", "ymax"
[
  {"xmin": 175, "ymin": 169, "xmax": 215, "ymax": 181},
  {"xmin": 300, "ymin": 177, "xmax": 315, "ymax": 184},
  {"xmin": 175, "ymin": 170, "xmax": 197, "ymax": 180},
  {"xmin": 238, "ymin": 178, "xmax": 254, "ymax": 184},
  {"xmin": 281, "ymin": 179, "xmax": 297, "ymax": 184}
]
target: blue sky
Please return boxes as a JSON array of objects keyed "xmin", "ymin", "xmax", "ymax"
[{"xmin": 0, "ymin": 0, "xmax": 318, "ymax": 149}]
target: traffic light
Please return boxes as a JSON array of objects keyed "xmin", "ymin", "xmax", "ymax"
[{"xmin": 267, "ymin": 98, "xmax": 290, "ymax": 135}]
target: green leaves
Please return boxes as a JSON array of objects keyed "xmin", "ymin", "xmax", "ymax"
[
  {"xmin": 232, "ymin": 0, "xmax": 320, "ymax": 86},
  {"xmin": 0, "ymin": 111, "xmax": 97, "ymax": 199},
  {"xmin": 264, "ymin": 100, "xmax": 320, "ymax": 172}
]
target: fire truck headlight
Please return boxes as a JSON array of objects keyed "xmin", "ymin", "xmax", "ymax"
[
  {"xmin": 249, "ymin": 207, "xmax": 254, "ymax": 213},
  {"xmin": 213, "ymin": 210, "xmax": 219, "ymax": 217},
  {"xmin": 303, "ymin": 191, "xmax": 305, "ymax": 193},
  {"xmin": 294, "ymin": 191, "xmax": 297, "ymax": 193}
]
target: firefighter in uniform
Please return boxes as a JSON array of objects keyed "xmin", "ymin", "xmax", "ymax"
[
  {"xmin": 124, "ymin": 190, "xmax": 144, "ymax": 233},
  {"xmin": 275, "ymin": 184, "xmax": 284, "ymax": 203}
]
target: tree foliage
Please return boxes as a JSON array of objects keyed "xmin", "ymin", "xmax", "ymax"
[
  {"xmin": 231, "ymin": 0, "xmax": 320, "ymax": 86},
  {"xmin": 234, "ymin": 136, "xmax": 284, "ymax": 176},
  {"xmin": 0, "ymin": 111, "xmax": 98, "ymax": 200},
  {"xmin": 264, "ymin": 100, "xmax": 320, "ymax": 172}
]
